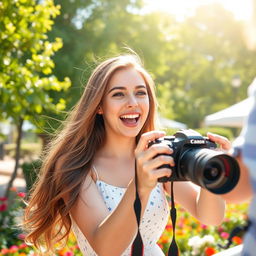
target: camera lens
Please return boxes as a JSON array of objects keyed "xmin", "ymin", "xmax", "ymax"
[
  {"xmin": 204, "ymin": 162, "xmax": 222, "ymax": 181},
  {"xmin": 180, "ymin": 148, "xmax": 240, "ymax": 194}
]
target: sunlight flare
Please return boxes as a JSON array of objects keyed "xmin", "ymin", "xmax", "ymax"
[{"xmin": 144, "ymin": 0, "xmax": 253, "ymax": 21}]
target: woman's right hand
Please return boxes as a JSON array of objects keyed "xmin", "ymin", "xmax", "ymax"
[{"xmin": 134, "ymin": 131, "xmax": 174, "ymax": 196}]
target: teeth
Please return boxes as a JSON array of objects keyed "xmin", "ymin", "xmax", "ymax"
[{"xmin": 120, "ymin": 114, "xmax": 139, "ymax": 119}]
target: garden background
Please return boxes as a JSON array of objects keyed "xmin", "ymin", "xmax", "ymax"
[{"xmin": 0, "ymin": 0, "xmax": 255, "ymax": 255}]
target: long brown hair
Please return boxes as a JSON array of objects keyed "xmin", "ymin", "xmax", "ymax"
[{"xmin": 23, "ymin": 54, "xmax": 158, "ymax": 254}]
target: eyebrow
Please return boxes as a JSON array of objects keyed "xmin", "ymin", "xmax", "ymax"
[{"xmin": 108, "ymin": 85, "xmax": 147, "ymax": 94}]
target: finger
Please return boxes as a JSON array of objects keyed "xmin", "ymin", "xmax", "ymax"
[
  {"xmin": 143, "ymin": 155, "xmax": 175, "ymax": 170},
  {"xmin": 207, "ymin": 132, "xmax": 231, "ymax": 150},
  {"xmin": 141, "ymin": 144, "xmax": 173, "ymax": 162},
  {"xmin": 136, "ymin": 131, "xmax": 166, "ymax": 153},
  {"xmin": 151, "ymin": 168, "xmax": 172, "ymax": 180}
]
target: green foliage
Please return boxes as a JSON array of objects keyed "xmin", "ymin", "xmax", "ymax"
[
  {"xmin": 21, "ymin": 159, "xmax": 42, "ymax": 193},
  {"xmin": 0, "ymin": 188, "xmax": 83, "ymax": 255},
  {"xmin": 160, "ymin": 127, "xmax": 181, "ymax": 136},
  {"xmin": 48, "ymin": 0, "xmax": 170, "ymax": 108},
  {"xmin": 1, "ymin": 198, "xmax": 248, "ymax": 255},
  {"xmin": 0, "ymin": 232, "xmax": 83, "ymax": 255},
  {"xmin": 195, "ymin": 127, "xmax": 234, "ymax": 140},
  {"xmin": 46, "ymin": 1, "xmax": 256, "ymax": 130},
  {"xmin": 0, "ymin": 189, "xmax": 26, "ymax": 249},
  {"xmin": 155, "ymin": 127, "xmax": 233, "ymax": 141},
  {"xmin": 0, "ymin": 0, "xmax": 71, "ymax": 127},
  {"xmin": 158, "ymin": 202, "xmax": 248, "ymax": 255},
  {"xmin": 4, "ymin": 143, "xmax": 42, "ymax": 159},
  {"xmin": 0, "ymin": 0, "xmax": 71, "ymax": 195},
  {"xmin": 154, "ymin": 4, "xmax": 256, "ymax": 128}
]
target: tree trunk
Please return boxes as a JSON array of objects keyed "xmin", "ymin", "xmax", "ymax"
[
  {"xmin": 4, "ymin": 118, "xmax": 24, "ymax": 198},
  {"xmin": 38, "ymin": 132, "xmax": 51, "ymax": 152}
]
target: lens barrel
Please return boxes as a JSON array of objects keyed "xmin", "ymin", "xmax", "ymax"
[{"xmin": 180, "ymin": 148, "xmax": 240, "ymax": 194}]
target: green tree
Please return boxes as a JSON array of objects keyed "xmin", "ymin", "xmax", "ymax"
[
  {"xmin": 48, "ymin": 0, "xmax": 169, "ymax": 107},
  {"xmin": 0, "ymin": 0, "xmax": 71, "ymax": 197},
  {"xmin": 155, "ymin": 4, "xmax": 256, "ymax": 128},
  {"xmin": 39, "ymin": 0, "xmax": 256, "ymax": 131}
]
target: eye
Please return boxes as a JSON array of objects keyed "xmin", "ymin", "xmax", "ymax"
[
  {"xmin": 112, "ymin": 92, "xmax": 124, "ymax": 97},
  {"xmin": 136, "ymin": 90, "xmax": 147, "ymax": 96}
]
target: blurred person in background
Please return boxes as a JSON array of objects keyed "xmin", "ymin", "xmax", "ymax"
[
  {"xmin": 211, "ymin": 77, "xmax": 256, "ymax": 256},
  {"xmin": 213, "ymin": 0, "xmax": 256, "ymax": 253}
]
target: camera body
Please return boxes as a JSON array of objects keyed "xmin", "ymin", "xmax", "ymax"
[
  {"xmin": 149, "ymin": 129, "xmax": 240, "ymax": 194},
  {"xmin": 151, "ymin": 129, "xmax": 216, "ymax": 182}
]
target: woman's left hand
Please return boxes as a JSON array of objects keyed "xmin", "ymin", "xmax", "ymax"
[{"xmin": 207, "ymin": 132, "xmax": 231, "ymax": 151}]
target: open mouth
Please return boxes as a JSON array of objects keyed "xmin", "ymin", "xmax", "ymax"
[{"xmin": 119, "ymin": 114, "xmax": 140, "ymax": 125}]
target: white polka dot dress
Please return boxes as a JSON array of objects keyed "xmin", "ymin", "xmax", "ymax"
[{"xmin": 72, "ymin": 180, "xmax": 169, "ymax": 256}]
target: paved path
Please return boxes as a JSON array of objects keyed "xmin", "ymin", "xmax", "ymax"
[{"xmin": 0, "ymin": 157, "xmax": 26, "ymax": 196}]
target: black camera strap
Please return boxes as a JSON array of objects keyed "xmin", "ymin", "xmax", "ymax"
[
  {"xmin": 168, "ymin": 181, "xmax": 179, "ymax": 256},
  {"xmin": 131, "ymin": 161, "xmax": 144, "ymax": 255},
  {"xmin": 131, "ymin": 160, "xmax": 179, "ymax": 256}
]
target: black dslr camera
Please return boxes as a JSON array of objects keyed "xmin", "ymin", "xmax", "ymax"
[{"xmin": 149, "ymin": 129, "xmax": 240, "ymax": 194}]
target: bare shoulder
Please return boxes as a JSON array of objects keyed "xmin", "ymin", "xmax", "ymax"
[{"xmin": 70, "ymin": 170, "xmax": 109, "ymax": 246}]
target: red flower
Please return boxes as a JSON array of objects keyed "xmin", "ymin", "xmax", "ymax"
[
  {"xmin": 220, "ymin": 232, "xmax": 229, "ymax": 239},
  {"xmin": 1, "ymin": 248, "xmax": 9, "ymax": 254},
  {"xmin": 8, "ymin": 245, "xmax": 19, "ymax": 253},
  {"xmin": 17, "ymin": 192, "xmax": 26, "ymax": 198},
  {"xmin": 0, "ymin": 197, "xmax": 7, "ymax": 201},
  {"xmin": 18, "ymin": 233, "xmax": 26, "ymax": 240},
  {"xmin": 64, "ymin": 252, "xmax": 74, "ymax": 256},
  {"xmin": 157, "ymin": 243, "xmax": 163, "ymax": 249},
  {"xmin": 165, "ymin": 224, "xmax": 172, "ymax": 231},
  {"xmin": 0, "ymin": 203, "xmax": 7, "ymax": 212},
  {"xmin": 19, "ymin": 243, "xmax": 27, "ymax": 249},
  {"xmin": 218, "ymin": 226, "xmax": 224, "ymax": 233},
  {"xmin": 161, "ymin": 237, "xmax": 169, "ymax": 244},
  {"xmin": 205, "ymin": 247, "xmax": 216, "ymax": 256},
  {"xmin": 201, "ymin": 224, "xmax": 208, "ymax": 229},
  {"xmin": 232, "ymin": 236, "xmax": 242, "ymax": 245}
]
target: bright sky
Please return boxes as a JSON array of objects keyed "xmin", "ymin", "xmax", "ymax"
[{"xmin": 144, "ymin": 0, "xmax": 253, "ymax": 21}]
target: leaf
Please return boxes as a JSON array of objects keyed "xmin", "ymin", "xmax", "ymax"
[{"xmin": 0, "ymin": 0, "xmax": 71, "ymax": 130}]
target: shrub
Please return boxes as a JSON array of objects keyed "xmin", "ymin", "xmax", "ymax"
[
  {"xmin": 0, "ymin": 233, "xmax": 83, "ymax": 256},
  {"xmin": 21, "ymin": 160, "xmax": 42, "ymax": 193},
  {"xmin": 158, "ymin": 202, "xmax": 249, "ymax": 255},
  {"xmin": 157, "ymin": 127, "xmax": 234, "ymax": 141},
  {"xmin": 195, "ymin": 127, "xmax": 234, "ymax": 140},
  {"xmin": 0, "ymin": 188, "xmax": 248, "ymax": 255},
  {"xmin": 0, "ymin": 188, "xmax": 26, "ymax": 249},
  {"xmin": 161, "ymin": 127, "xmax": 181, "ymax": 136},
  {"xmin": 0, "ymin": 187, "xmax": 82, "ymax": 256}
]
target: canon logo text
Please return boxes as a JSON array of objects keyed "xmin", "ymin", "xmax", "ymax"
[{"xmin": 190, "ymin": 139, "xmax": 205, "ymax": 144}]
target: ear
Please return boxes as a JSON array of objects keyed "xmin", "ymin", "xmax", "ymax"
[{"xmin": 97, "ymin": 106, "xmax": 103, "ymax": 115}]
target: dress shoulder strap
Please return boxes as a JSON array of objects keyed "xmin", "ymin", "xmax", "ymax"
[{"xmin": 91, "ymin": 165, "xmax": 100, "ymax": 182}]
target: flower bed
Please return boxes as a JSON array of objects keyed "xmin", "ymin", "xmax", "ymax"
[
  {"xmin": 0, "ymin": 188, "xmax": 248, "ymax": 256},
  {"xmin": 158, "ymin": 202, "xmax": 248, "ymax": 255}
]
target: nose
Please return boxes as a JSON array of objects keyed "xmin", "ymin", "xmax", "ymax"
[{"xmin": 127, "ymin": 94, "xmax": 138, "ymax": 108}]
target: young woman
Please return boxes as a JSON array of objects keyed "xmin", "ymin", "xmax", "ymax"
[{"xmin": 23, "ymin": 54, "xmax": 228, "ymax": 256}]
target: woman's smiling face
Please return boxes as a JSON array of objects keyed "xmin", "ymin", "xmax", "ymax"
[{"xmin": 100, "ymin": 67, "xmax": 150, "ymax": 139}]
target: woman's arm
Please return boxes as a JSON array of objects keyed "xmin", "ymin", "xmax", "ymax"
[
  {"xmin": 70, "ymin": 131, "xmax": 173, "ymax": 256},
  {"xmin": 164, "ymin": 181, "xmax": 225, "ymax": 226},
  {"xmin": 207, "ymin": 133, "xmax": 253, "ymax": 203},
  {"xmin": 195, "ymin": 186, "xmax": 226, "ymax": 225},
  {"xmin": 220, "ymin": 155, "xmax": 252, "ymax": 203}
]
